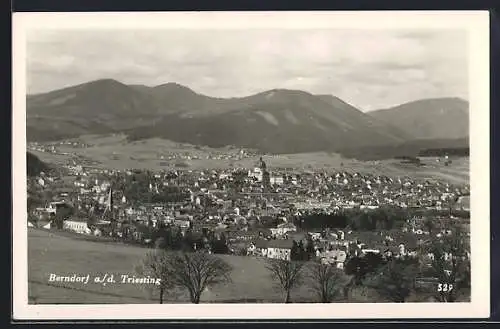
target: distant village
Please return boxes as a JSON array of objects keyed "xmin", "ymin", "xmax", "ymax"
[
  {"xmin": 27, "ymin": 140, "xmax": 261, "ymax": 164},
  {"xmin": 27, "ymin": 141, "xmax": 471, "ymax": 276}
]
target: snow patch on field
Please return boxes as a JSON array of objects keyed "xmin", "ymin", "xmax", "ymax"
[
  {"xmin": 48, "ymin": 93, "xmax": 77, "ymax": 106},
  {"xmin": 255, "ymin": 111, "xmax": 279, "ymax": 126},
  {"xmin": 284, "ymin": 110, "xmax": 299, "ymax": 124}
]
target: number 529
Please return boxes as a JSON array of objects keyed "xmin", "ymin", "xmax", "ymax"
[{"xmin": 437, "ymin": 283, "xmax": 453, "ymax": 292}]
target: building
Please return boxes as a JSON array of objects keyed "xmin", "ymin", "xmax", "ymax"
[
  {"xmin": 253, "ymin": 239, "xmax": 269, "ymax": 257},
  {"xmin": 63, "ymin": 219, "xmax": 91, "ymax": 235},
  {"xmin": 248, "ymin": 167, "xmax": 263, "ymax": 182},
  {"xmin": 50, "ymin": 201, "xmax": 68, "ymax": 214},
  {"xmin": 319, "ymin": 248, "xmax": 348, "ymax": 268},
  {"xmin": 266, "ymin": 239, "xmax": 294, "ymax": 261},
  {"xmin": 455, "ymin": 195, "xmax": 470, "ymax": 212},
  {"xmin": 270, "ymin": 222, "xmax": 297, "ymax": 236},
  {"xmin": 270, "ymin": 175, "xmax": 284, "ymax": 186},
  {"xmin": 247, "ymin": 242, "xmax": 257, "ymax": 256},
  {"xmin": 174, "ymin": 219, "xmax": 191, "ymax": 230}
]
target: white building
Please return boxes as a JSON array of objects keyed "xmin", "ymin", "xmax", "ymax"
[
  {"xmin": 248, "ymin": 167, "xmax": 263, "ymax": 182},
  {"xmin": 320, "ymin": 249, "xmax": 347, "ymax": 269},
  {"xmin": 265, "ymin": 240, "xmax": 294, "ymax": 261},
  {"xmin": 63, "ymin": 219, "xmax": 91, "ymax": 235},
  {"xmin": 271, "ymin": 222, "xmax": 297, "ymax": 236},
  {"xmin": 270, "ymin": 176, "xmax": 284, "ymax": 186}
]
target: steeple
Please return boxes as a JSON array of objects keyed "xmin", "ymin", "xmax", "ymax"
[
  {"xmin": 259, "ymin": 157, "xmax": 270, "ymax": 188},
  {"xmin": 259, "ymin": 157, "xmax": 267, "ymax": 170}
]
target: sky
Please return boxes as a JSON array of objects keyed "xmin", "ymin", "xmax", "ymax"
[{"xmin": 26, "ymin": 29, "xmax": 468, "ymax": 111}]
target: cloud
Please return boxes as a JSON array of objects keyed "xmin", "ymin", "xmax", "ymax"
[{"xmin": 26, "ymin": 29, "xmax": 468, "ymax": 111}]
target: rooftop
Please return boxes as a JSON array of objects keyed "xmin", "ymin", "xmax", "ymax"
[{"xmin": 267, "ymin": 239, "xmax": 294, "ymax": 249}]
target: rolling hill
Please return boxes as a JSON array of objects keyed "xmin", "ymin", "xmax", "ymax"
[
  {"xmin": 27, "ymin": 79, "xmax": 162, "ymax": 140},
  {"xmin": 125, "ymin": 88, "xmax": 416, "ymax": 153},
  {"xmin": 368, "ymin": 97, "xmax": 469, "ymax": 140},
  {"xmin": 26, "ymin": 79, "xmax": 469, "ymax": 155}
]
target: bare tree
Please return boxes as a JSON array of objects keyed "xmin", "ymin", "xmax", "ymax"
[
  {"xmin": 166, "ymin": 251, "xmax": 233, "ymax": 304},
  {"xmin": 307, "ymin": 262, "xmax": 352, "ymax": 303},
  {"xmin": 135, "ymin": 250, "xmax": 173, "ymax": 304},
  {"xmin": 137, "ymin": 250, "xmax": 232, "ymax": 304},
  {"xmin": 266, "ymin": 259, "xmax": 305, "ymax": 303}
]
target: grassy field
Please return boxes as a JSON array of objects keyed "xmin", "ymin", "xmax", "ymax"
[
  {"xmin": 29, "ymin": 134, "xmax": 469, "ymax": 184},
  {"xmin": 28, "ymin": 229, "xmax": 468, "ymax": 304},
  {"xmin": 28, "ymin": 228, "xmax": 319, "ymax": 304}
]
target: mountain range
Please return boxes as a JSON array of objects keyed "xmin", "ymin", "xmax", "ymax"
[
  {"xmin": 26, "ymin": 79, "xmax": 469, "ymax": 155},
  {"xmin": 369, "ymin": 98, "xmax": 469, "ymax": 140}
]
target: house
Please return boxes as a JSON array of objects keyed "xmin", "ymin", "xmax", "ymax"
[
  {"xmin": 258, "ymin": 228, "xmax": 273, "ymax": 239},
  {"xmin": 247, "ymin": 242, "xmax": 257, "ymax": 255},
  {"xmin": 47, "ymin": 201, "xmax": 69, "ymax": 215},
  {"xmin": 233, "ymin": 216, "xmax": 247, "ymax": 225},
  {"xmin": 33, "ymin": 206, "xmax": 53, "ymax": 219},
  {"xmin": 277, "ymin": 222, "xmax": 297, "ymax": 233},
  {"xmin": 455, "ymin": 195, "xmax": 470, "ymax": 212},
  {"xmin": 227, "ymin": 230, "xmax": 258, "ymax": 244},
  {"xmin": 248, "ymin": 167, "xmax": 263, "ymax": 182},
  {"xmin": 266, "ymin": 239, "xmax": 294, "ymax": 261},
  {"xmin": 269, "ymin": 228, "xmax": 280, "ymax": 236},
  {"xmin": 270, "ymin": 175, "xmax": 284, "ymax": 186},
  {"xmin": 319, "ymin": 248, "xmax": 347, "ymax": 269},
  {"xmin": 174, "ymin": 219, "xmax": 191, "ymax": 229},
  {"xmin": 361, "ymin": 248, "xmax": 381, "ymax": 255},
  {"xmin": 234, "ymin": 207, "xmax": 240, "ymax": 216},
  {"xmin": 270, "ymin": 222, "xmax": 297, "ymax": 237},
  {"xmin": 63, "ymin": 218, "xmax": 91, "ymax": 235},
  {"xmin": 254, "ymin": 239, "xmax": 269, "ymax": 257},
  {"xmin": 308, "ymin": 232, "xmax": 322, "ymax": 241}
]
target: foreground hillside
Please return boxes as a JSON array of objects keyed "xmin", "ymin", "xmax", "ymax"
[
  {"xmin": 28, "ymin": 228, "xmax": 317, "ymax": 304},
  {"xmin": 28, "ymin": 228, "xmax": 470, "ymax": 304},
  {"xmin": 26, "ymin": 79, "xmax": 469, "ymax": 154}
]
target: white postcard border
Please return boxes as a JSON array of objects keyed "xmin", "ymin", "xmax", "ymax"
[{"xmin": 12, "ymin": 11, "xmax": 490, "ymax": 320}]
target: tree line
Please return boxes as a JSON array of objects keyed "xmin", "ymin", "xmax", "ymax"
[
  {"xmin": 294, "ymin": 207, "xmax": 410, "ymax": 231},
  {"xmin": 338, "ymin": 138, "xmax": 469, "ymax": 161},
  {"xmin": 149, "ymin": 225, "xmax": 229, "ymax": 255},
  {"xmin": 293, "ymin": 206, "xmax": 469, "ymax": 232},
  {"xmin": 418, "ymin": 148, "xmax": 469, "ymax": 157}
]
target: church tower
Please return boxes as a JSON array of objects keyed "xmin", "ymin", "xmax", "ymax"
[
  {"xmin": 259, "ymin": 157, "xmax": 270, "ymax": 187},
  {"xmin": 259, "ymin": 157, "xmax": 267, "ymax": 171}
]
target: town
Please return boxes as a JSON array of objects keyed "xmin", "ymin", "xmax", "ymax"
[{"xmin": 27, "ymin": 142, "xmax": 471, "ymax": 300}]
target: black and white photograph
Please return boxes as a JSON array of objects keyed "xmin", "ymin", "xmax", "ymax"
[{"xmin": 12, "ymin": 11, "xmax": 490, "ymax": 320}]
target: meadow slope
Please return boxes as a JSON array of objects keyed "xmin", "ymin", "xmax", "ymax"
[
  {"xmin": 28, "ymin": 228, "xmax": 318, "ymax": 304},
  {"xmin": 27, "ymin": 229, "xmax": 466, "ymax": 304}
]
